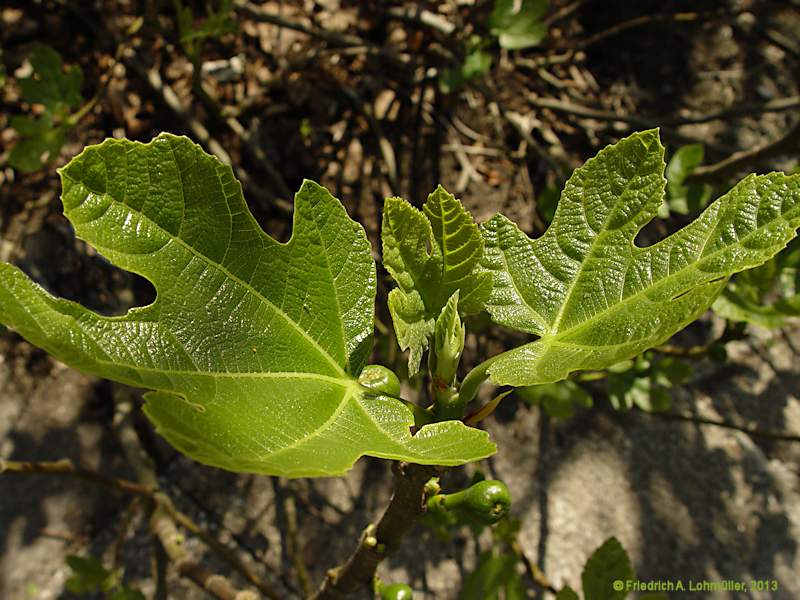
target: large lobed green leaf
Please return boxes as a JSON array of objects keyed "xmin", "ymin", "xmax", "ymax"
[
  {"xmin": 382, "ymin": 186, "xmax": 491, "ymax": 374},
  {"xmin": 479, "ymin": 129, "xmax": 800, "ymax": 387},
  {"xmin": 0, "ymin": 134, "xmax": 494, "ymax": 477}
]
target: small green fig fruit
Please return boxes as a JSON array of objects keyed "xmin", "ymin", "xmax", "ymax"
[
  {"xmin": 441, "ymin": 480, "xmax": 511, "ymax": 525},
  {"xmin": 378, "ymin": 582, "xmax": 414, "ymax": 600},
  {"xmin": 359, "ymin": 364, "xmax": 401, "ymax": 397}
]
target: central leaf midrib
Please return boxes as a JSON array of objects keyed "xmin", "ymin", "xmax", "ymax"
[
  {"xmin": 37, "ymin": 297, "xmax": 355, "ymax": 389},
  {"xmin": 65, "ymin": 172, "xmax": 347, "ymax": 378}
]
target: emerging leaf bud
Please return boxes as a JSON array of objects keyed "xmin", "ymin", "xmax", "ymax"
[{"xmin": 429, "ymin": 290, "xmax": 465, "ymax": 388}]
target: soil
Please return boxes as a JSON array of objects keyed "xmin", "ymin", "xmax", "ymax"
[{"xmin": 1, "ymin": 1, "xmax": 799, "ymax": 599}]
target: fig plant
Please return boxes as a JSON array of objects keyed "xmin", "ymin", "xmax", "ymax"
[
  {"xmin": 1, "ymin": 129, "xmax": 798, "ymax": 598},
  {"xmin": 9, "ymin": 44, "xmax": 84, "ymax": 172}
]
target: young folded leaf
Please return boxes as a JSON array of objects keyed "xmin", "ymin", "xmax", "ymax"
[
  {"xmin": 382, "ymin": 186, "xmax": 491, "ymax": 374},
  {"xmin": 0, "ymin": 134, "xmax": 495, "ymax": 477},
  {"xmin": 430, "ymin": 290, "xmax": 466, "ymax": 388},
  {"xmin": 479, "ymin": 129, "xmax": 800, "ymax": 387}
]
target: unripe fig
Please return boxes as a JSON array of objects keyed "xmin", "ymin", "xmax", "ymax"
[
  {"xmin": 440, "ymin": 480, "xmax": 511, "ymax": 525},
  {"xmin": 378, "ymin": 582, "xmax": 414, "ymax": 600},
  {"xmin": 359, "ymin": 364, "xmax": 401, "ymax": 397}
]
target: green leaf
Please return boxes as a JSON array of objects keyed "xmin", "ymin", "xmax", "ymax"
[
  {"xmin": 462, "ymin": 550, "xmax": 524, "ymax": 600},
  {"xmin": 19, "ymin": 44, "xmax": 83, "ymax": 112},
  {"xmin": 478, "ymin": 130, "xmax": 800, "ymax": 387},
  {"xmin": 65, "ymin": 555, "xmax": 112, "ymax": 594},
  {"xmin": 653, "ymin": 357, "xmax": 692, "ymax": 387},
  {"xmin": 607, "ymin": 371, "xmax": 637, "ymax": 411},
  {"xmin": 180, "ymin": 0, "xmax": 236, "ymax": 43},
  {"xmin": 665, "ymin": 144, "xmax": 712, "ymax": 215},
  {"xmin": 382, "ymin": 186, "xmax": 491, "ymax": 374},
  {"xmin": 9, "ymin": 115, "xmax": 66, "ymax": 172},
  {"xmin": 713, "ymin": 238, "xmax": 800, "ymax": 327},
  {"xmin": 440, "ymin": 36, "xmax": 492, "ymax": 94},
  {"xmin": 605, "ymin": 354, "xmax": 680, "ymax": 413},
  {"xmin": 0, "ymin": 134, "xmax": 495, "ymax": 477},
  {"xmin": 581, "ymin": 537, "xmax": 633, "ymax": 600},
  {"xmin": 110, "ymin": 588, "xmax": 146, "ymax": 600},
  {"xmin": 536, "ymin": 183, "xmax": 560, "ymax": 225},
  {"xmin": 713, "ymin": 285, "xmax": 800, "ymax": 328},
  {"xmin": 556, "ymin": 586, "xmax": 580, "ymax": 600},
  {"xmin": 489, "ymin": 0, "xmax": 549, "ymax": 50},
  {"xmin": 516, "ymin": 380, "xmax": 592, "ymax": 419}
]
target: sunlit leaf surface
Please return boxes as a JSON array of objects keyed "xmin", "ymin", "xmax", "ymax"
[
  {"xmin": 480, "ymin": 130, "xmax": 800, "ymax": 386},
  {"xmin": 0, "ymin": 134, "xmax": 495, "ymax": 476}
]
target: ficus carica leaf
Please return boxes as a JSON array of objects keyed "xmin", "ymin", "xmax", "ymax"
[
  {"xmin": 0, "ymin": 134, "xmax": 495, "ymax": 477},
  {"xmin": 476, "ymin": 129, "xmax": 800, "ymax": 388}
]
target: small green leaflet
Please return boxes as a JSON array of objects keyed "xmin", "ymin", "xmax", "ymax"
[
  {"xmin": 10, "ymin": 44, "xmax": 83, "ymax": 172},
  {"xmin": 440, "ymin": 35, "xmax": 492, "ymax": 94},
  {"xmin": 555, "ymin": 536, "xmax": 666, "ymax": 600},
  {"xmin": 713, "ymin": 237, "xmax": 800, "ymax": 328},
  {"xmin": 19, "ymin": 44, "xmax": 83, "ymax": 112},
  {"xmin": 555, "ymin": 587, "xmax": 580, "ymax": 600},
  {"xmin": 603, "ymin": 353, "xmax": 691, "ymax": 413},
  {"xmin": 9, "ymin": 114, "xmax": 67, "ymax": 173},
  {"xmin": 0, "ymin": 134, "xmax": 494, "ymax": 477},
  {"xmin": 462, "ymin": 550, "xmax": 525, "ymax": 600},
  {"xmin": 664, "ymin": 143, "xmax": 712, "ymax": 216},
  {"xmin": 515, "ymin": 380, "xmax": 592, "ymax": 419},
  {"xmin": 489, "ymin": 0, "xmax": 549, "ymax": 50},
  {"xmin": 177, "ymin": 0, "xmax": 236, "ymax": 56},
  {"xmin": 65, "ymin": 555, "xmax": 144, "ymax": 600},
  {"xmin": 581, "ymin": 537, "xmax": 633, "ymax": 600},
  {"xmin": 382, "ymin": 186, "xmax": 491, "ymax": 374},
  {"xmin": 479, "ymin": 129, "xmax": 800, "ymax": 387}
]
